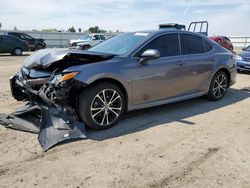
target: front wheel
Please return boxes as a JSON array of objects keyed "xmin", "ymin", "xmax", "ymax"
[
  {"xmin": 78, "ymin": 82, "xmax": 125, "ymax": 130},
  {"xmin": 206, "ymin": 71, "xmax": 228, "ymax": 101}
]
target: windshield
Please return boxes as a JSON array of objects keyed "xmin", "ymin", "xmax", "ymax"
[
  {"xmin": 246, "ymin": 45, "xmax": 250, "ymax": 51},
  {"xmin": 80, "ymin": 35, "xmax": 92, "ymax": 40},
  {"xmin": 89, "ymin": 32, "xmax": 149, "ymax": 55}
]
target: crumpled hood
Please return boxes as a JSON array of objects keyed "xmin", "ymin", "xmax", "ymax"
[{"xmin": 23, "ymin": 49, "xmax": 115, "ymax": 69}]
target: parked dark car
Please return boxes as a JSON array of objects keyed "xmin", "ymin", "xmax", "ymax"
[
  {"xmin": 0, "ymin": 35, "xmax": 29, "ymax": 55},
  {"xmin": 209, "ymin": 36, "xmax": 233, "ymax": 51},
  {"xmin": 7, "ymin": 32, "xmax": 46, "ymax": 51},
  {"xmin": 237, "ymin": 45, "xmax": 250, "ymax": 72},
  {"xmin": 10, "ymin": 30, "xmax": 236, "ymax": 130}
]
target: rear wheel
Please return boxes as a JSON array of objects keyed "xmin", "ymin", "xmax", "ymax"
[
  {"xmin": 78, "ymin": 82, "xmax": 125, "ymax": 130},
  {"xmin": 12, "ymin": 48, "xmax": 22, "ymax": 56},
  {"xmin": 206, "ymin": 71, "xmax": 228, "ymax": 101}
]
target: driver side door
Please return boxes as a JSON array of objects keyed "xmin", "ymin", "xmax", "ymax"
[{"xmin": 131, "ymin": 33, "xmax": 188, "ymax": 105}]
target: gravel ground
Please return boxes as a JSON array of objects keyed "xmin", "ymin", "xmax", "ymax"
[{"xmin": 0, "ymin": 52, "xmax": 250, "ymax": 188}]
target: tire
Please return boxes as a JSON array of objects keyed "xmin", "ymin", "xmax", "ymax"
[
  {"xmin": 35, "ymin": 44, "xmax": 43, "ymax": 51},
  {"xmin": 12, "ymin": 48, "xmax": 22, "ymax": 56},
  {"xmin": 206, "ymin": 71, "xmax": 229, "ymax": 101},
  {"xmin": 78, "ymin": 82, "xmax": 125, "ymax": 130}
]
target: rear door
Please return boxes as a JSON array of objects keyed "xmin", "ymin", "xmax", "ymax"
[
  {"xmin": 179, "ymin": 33, "xmax": 214, "ymax": 93},
  {"xmin": 1, "ymin": 35, "xmax": 16, "ymax": 52},
  {"xmin": 0, "ymin": 36, "xmax": 3, "ymax": 52}
]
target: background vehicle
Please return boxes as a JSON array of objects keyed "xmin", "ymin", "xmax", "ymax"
[
  {"xmin": 7, "ymin": 32, "xmax": 46, "ymax": 51},
  {"xmin": 159, "ymin": 23, "xmax": 186, "ymax": 30},
  {"xmin": 209, "ymin": 36, "xmax": 233, "ymax": 51},
  {"xmin": 0, "ymin": 34, "xmax": 29, "ymax": 55},
  {"xmin": 237, "ymin": 45, "xmax": 250, "ymax": 72},
  {"xmin": 159, "ymin": 21, "xmax": 208, "ymax": 36},
  {"xmin": 10, "ymin": 30, "xmax": 236, "ymax": 131},
  {"xmin": 69, "ymin": 34, "xmax": 105, "ymax": 50}
]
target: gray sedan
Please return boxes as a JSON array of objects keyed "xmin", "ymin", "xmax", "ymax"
[{"xmin": 11, "ymin": 30, "xmax": 237, "ymax": 130}]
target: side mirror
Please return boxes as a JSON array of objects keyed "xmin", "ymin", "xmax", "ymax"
[
  {"xmin": 242, "ymin": 47, "xmax": 246, "ymax": 51},
  {"xmin": 139, "ymin": 49, "xmax": 160, "ymax": 65}
]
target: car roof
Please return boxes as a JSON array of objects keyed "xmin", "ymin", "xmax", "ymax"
[
  {"xmin": 1, "ymin": 34, "xmax": 24, "ymax": 41},
  {"xmin": 130, "ymin": 29, "xmax": 208, "ymax": 38},
  {"xmin": 88, "ymin": 33, "xmax": 105, "ymax": 36}
]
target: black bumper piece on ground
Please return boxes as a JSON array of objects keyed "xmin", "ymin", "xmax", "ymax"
[{"xmin": 0, "ymin": 104, "xmax": 87, "ymax": 151}]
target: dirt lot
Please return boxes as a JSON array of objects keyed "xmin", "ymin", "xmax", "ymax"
[{"xmin": 0, "ymin": 53, "xmax": 250, "ymax": 188}]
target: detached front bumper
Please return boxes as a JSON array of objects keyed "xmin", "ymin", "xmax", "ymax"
[{"xmin": 1, "ymin": 69, "xmax": 88, "ymax": 151}]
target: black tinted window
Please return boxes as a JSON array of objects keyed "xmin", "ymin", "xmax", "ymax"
[
  {"xmin": 101, "ymin": 35, "xmax": 105, "ymax": 40},
  {"xmin": 93, "ymin": 35, "xmax": 101, "ymax": 40},
  {"xmin": 180, "ymin": 34, "xmax": 205, "ymax": 55},
  {"xmin": 2, "ymin": 36, "xmax": 16, "ymax": 42},
  {"xmin": 136, "ymin": 34, "xmax": 180, "ymax": 57},
  {"xmin": 8, "ymin": 33, "xmax": 19, "ymax": 37},
  {"xmin": 204, "ymin": 40, "xmax": 213, "ymax": 52}
]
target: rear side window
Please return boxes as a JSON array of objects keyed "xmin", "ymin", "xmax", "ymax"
[
  {"xmin": 180, "ymin": 34, "xmax": 205, "ymax": 55},
  {"xmin": 204, "ymin": 40, "xmax": 213, "ymax": 52},
  {"xmin": 2, "ymin": 36, "xmax": 16, "ymax": 42},
  {"xmin": 135, "ymin": 33, "xmax": 180, "ymax": 57}
]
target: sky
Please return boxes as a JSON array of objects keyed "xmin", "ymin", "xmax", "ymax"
[{"xmin": 0, "ymin": 0, "xmax": 249, "ymax": 36}]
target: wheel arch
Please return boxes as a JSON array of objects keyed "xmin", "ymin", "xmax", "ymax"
[{"xmin": 85, "ymin": 78, "xmax": 129, "ymax": 111}]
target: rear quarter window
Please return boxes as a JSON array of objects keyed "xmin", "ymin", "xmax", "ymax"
[
  {"xmin": 204, "ymin": 40, "xmax": 213, "ymax": 52},
  {"xmin": 2, "ymin": 36, "xmax": 17, "ymax": 42}
]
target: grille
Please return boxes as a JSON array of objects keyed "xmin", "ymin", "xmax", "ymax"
[{"xmin": 243, "ymin": 57, "xmax": 250, "ymax": 62}]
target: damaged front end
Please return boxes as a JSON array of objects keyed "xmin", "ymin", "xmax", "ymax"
[{"xmin": 0, "ymin": 49, "xmax": 114, "ymax": 151}]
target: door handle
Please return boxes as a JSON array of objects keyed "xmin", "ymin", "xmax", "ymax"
[{"xmin": 176, "ymin": 61, "xmax": 185, "ymax": 66}]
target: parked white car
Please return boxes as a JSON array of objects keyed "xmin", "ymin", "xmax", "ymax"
[{"xmin": 69, "ymin": 34, "xmax": 105, "ymax": 50}]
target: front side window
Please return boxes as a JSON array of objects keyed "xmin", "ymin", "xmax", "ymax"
[
  {"xmin": 93, "ymin": 35, "xmax": 101, "ymax": 40},
  {"xmin": 2, "ymin": 36, "xmax": 15, "ymax": 42},
  {"xmin": 180, "ymin": 34, "xmax": 205, "ymax": 55},
  {"xmin": 135, "ymin": 33, "xmax": 180, "ymax": 58},
  {"xmin": 80, "ymin": 35, "xmax": 92, "ymax": 41}
]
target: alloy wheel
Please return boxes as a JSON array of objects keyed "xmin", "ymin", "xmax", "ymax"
[
  {"xmin": 213, "ymin": 73, "xmax": 228, "ymax": 99},
  {"xmin": 14, "ymin": 48, "xmax": 22, "ymax": 56},
  {"xmin": 90, "ymin": 89, "xmax": 122, "ymax": 126}
]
